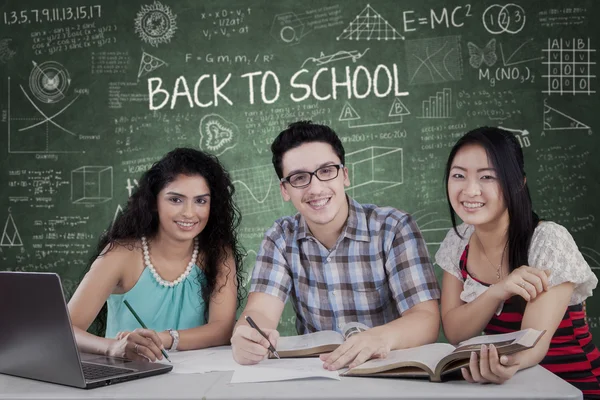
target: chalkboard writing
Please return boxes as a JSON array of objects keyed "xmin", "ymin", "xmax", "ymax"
[{"xmin": 0, "ymin": 0, "xmax": 598, "ymax": 343}]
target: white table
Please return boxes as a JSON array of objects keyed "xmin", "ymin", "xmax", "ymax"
[{"xmin": 0, "ymin": 364, "xmax": 582, "ymax": 400}]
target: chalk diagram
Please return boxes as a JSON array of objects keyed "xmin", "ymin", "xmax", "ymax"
[
  {"xmin": 301, "ymin": 48, "xmax": 370, "ymax": 68},
  {"xmin": 339, "ymin": 97, "xmax": 410, "ymax": 128},
  {"xmin": 71, "ymin": 166, "xmax": 113, "ymax": 205},
  {"xmin": 138, "ymin": 51, "xmax": 167, "ymax": 79},
  {"xmin": 231, "ymin": 165, "xmax": 283, "ymax": 215},
  {"xmin": 134, "ymin": 1, "xmax": 177, "ymax": 47},
  {"xmin": 406, "ymin": 36, "xmax": 463, "ymax": 85},
  {"xmin": 500, "ymin": 38, "xmax": 543, "ymax": 66},
  {"xmin": 413, "ymin": 209, "xmax": 452, "ymax": 247},
  {"xmin": 482, "ymin": 4, "xmax": 526, "ymax": 35},
  {"xmin": 543, "ymin": 100, "xmax": 591, "ymax": 132},
  {"xmin": 581, "ymin": 247, "xmax": 600, "ymax": 270},
  {"xmin": 418, "ymin": 88, "xmax": 453, "ymax": 119},
  {"xmin": 7, "ymin": 61, "xmax": 84, "ymax": 154},
  {"xmin": 1, "ymin": 212, "xmax": 23, "ymax": 247},
  {"xmin": 502, "ymin": 127, "xmax": 531, "ymax": 147},
  {"xmin": 270, "ymin": 12, "xmax": 307, "ymax": 45},
  {"xmin": 337, "ymin": 5, "xmax": 404, "ymax": 41},
  {"xmin": 199, "ymin": 114, "xmax": 238, "ymax": 156},
  {"xmin": 0, "ymin": 38, "xmax": 16, "ymax": 63},
  {"xmin": 346, "ymin": 147, "xmax": 403, "ymax": 198},
  {"xmin": 467, "ymin": 39, "xmax": 497, "ymax": 68},
  {"xmin": 542, "ymin": 38, "xmax": 595, "ymax": 95}
]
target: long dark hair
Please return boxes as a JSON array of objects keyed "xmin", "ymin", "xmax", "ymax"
[
  {"xmin": 444, "ymin": 127, "xmax": 539, "ymax": 274},
  {"xmin": 87, "ymin": 148, "xmax": 246, "ymax": 334}
]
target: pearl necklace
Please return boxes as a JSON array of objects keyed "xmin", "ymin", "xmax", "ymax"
[{"xmin": 141, "ymin": 236, "xmax": 199, "ymax": 288}]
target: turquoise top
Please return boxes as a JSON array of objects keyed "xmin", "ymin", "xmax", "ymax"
[{"xmin": 105, "ymin": 265, "xmax": 207, "ymax": 338}]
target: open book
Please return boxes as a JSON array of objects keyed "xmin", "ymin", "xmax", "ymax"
[
  {"xmin": 273, "ymin": 322, "xmax": 370, "ymax": 358},
  {"xmin": 343, "ymin": 328, "xmax": 545, "ymax": 382}
]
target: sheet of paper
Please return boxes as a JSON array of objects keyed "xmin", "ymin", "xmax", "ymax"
[
  {"xmin": 276, "ymin": 331, "xmax": 343, "ymax": 351},
  {"xmin": 230, "ymin": 358, "xmax": 340, "ymax": 383},
  {"xmin": 157, "ymin": 346, "xmax": 239, "ymax": 374}
]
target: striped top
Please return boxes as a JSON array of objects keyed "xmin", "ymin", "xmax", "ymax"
[{"xmin": 459, "ymin": 245, "xmax": 600, "ymax": 398}]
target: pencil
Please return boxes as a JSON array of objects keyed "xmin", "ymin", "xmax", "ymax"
[
  {"xmin": 245, "ymin": 315, "xmax": 280, "ymax": 359},
  {"xmin": 123, "ymin": 299, "xmax": 171, "ymax": 362}
]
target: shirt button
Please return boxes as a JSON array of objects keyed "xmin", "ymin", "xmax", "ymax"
[
  {"xmin": 331, "ymin": 291, "xmax": 336, "ymax": 296},
  {"xmin": 326, "ymin": 257, "xmax": 331, "ymax": 262},
  {"xmin": 337, "ymin": 323, "xmax": 342, "ymax": 329}
]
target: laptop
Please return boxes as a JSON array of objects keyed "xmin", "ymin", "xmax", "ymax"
[{"xmin": 0, "ymin": 271, "xmax": 173, "ymax": 389}]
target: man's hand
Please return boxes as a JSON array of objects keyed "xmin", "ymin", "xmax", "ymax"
[
  {"xmin": 231, "ymin": 325, "xmax": 280, "ymax": 365},
  {"xmin": 319, "ymin": 330, "xmax": 390, "ymax": 370},
  {"xmin": 462, "ymin": 344, "xmax": 520, "ymax": 384}
]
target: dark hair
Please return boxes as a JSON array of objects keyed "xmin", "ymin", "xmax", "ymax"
[
  {"xmin": 87, "ymin": 148, "xmax": 245, "ymax": 334},
  {"xmin": 444, "ymin": 127, "xmax": 539, "ymax": 274},
  {"xmin": 271, "ymin": 121, "xmax": 345, "ymax": 179}
]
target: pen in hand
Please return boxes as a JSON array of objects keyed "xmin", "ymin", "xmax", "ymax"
[
  {"xmin": 245, "ymin": 315, "xmax": 280, "ymax": 359},
  {"xmin": 123, "ymin": 299, "xmax": 171, "ymax": 363}
]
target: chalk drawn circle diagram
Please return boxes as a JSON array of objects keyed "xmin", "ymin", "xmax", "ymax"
[
  {"xmin": 280, "ymin": 26, "xmax": 297, "ymax": 43},
  {"xmin": 134, "ymin": 1, "xmax": 177, "ymax": 47},
  {"xmin": 482, "ymin": 4, "xmax": 525, "ymax": 35},
  {"xmin": 29, "ymin": 61, "xmax": 70, "ymax": 103}
]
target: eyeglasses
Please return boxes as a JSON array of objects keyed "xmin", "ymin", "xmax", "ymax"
[{"xmin": 280, "ymin": 164, "xmax": 344, "ymax": 189}]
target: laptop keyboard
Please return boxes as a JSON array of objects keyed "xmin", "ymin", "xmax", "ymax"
[{"xmin": 82, "ymin": 362, "xmax": 135, "ymax": 380}]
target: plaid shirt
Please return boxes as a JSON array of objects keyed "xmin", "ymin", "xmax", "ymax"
[{"xmin": 250, "ymin": 197, "xmax": 440, "ymax": 334}]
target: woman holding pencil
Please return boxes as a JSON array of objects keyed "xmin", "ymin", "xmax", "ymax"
[{"xmin": 68, "ymin": 148, "xmax": 246, "ymax": 362}]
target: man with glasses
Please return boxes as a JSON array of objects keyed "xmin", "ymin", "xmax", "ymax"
[{"xmin": 231, "ymin": 121, "xmax": 440, "ymax": 370}]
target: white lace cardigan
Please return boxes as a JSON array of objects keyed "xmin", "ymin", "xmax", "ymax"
[{"xmin": 435, "ymin": 222, "xmax": 597, "ymax": 313}]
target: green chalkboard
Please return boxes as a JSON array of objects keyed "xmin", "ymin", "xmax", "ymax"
[{"xmin": 1, "ymin": 0, "xmax": 599, "ymax": 343}]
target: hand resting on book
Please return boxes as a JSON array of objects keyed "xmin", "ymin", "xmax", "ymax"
[{"xmin": 320, "ymin": 329, "xmax": 391, "ymax": 371}]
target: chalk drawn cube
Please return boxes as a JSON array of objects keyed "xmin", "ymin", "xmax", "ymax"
[
  {"xmin": 346, "ymin": 147, "xmax": 403, "ymax": 198},
  {"xmin": 71, "ymin": 166, "xmax": 113, "ymax": 204}
]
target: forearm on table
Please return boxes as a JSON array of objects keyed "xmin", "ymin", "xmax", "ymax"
[
  {"xmin": 175, "ymin": 320, "xmax": 235, "ymax": 350},
  {"xmin": 374, "ymin": 302, "xmax": 440, "ymax": 350},
  {"xmin": 442, "ymin": 291, "xmax": 503, "ymax": 345},
  {"xmin": 73, "ymin": 326, "xmax": 114, "ymax": 356}
]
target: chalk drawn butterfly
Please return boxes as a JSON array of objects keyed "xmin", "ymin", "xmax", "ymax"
[{"xmin": 467, "ymin": 39, "xmax": 497, "ymax": 69}]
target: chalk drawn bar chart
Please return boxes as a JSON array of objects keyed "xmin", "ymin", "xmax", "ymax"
[
  {"xmin": 542, "ymin": 38, "xmax": 596, "ymax": 95},
  {"xmin": 418, "ymin": 88, "xmax": 452, "ymax": 119}
]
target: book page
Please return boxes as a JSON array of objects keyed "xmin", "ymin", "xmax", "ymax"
[
  {"xmin": 341, "ymin": 322, "xmax": 370, "ymax": 340},
  {"xmin": 230, "ymin": 358, "xmax": 340, "ymax": 383},
  {"xmin": 276, "ymin": 330, "xmax": 344, "ymax": 352},
  {"xmin": 348, "ymin": 343, "xmax": 455, "ymax": 375},
  {"xmin": 454, "ymin": 329, "xmax": 539, "ymax": 352}
]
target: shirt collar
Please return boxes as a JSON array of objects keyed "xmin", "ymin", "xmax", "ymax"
[{"xmin": 296, "ymin": 196, "xmax": 370, "ymax": 243}]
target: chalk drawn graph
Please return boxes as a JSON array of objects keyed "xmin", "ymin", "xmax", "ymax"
[
  {"xmin": 406, "ymin": 35, "xmax": 463, "ymax": 85},
  {"xmin": 231, "ymin": 165, "xmax": 283, "ymax": 215},
  {"xmin": 7, "ymin": 71, "xmax": 83, "ymax": 154}
]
